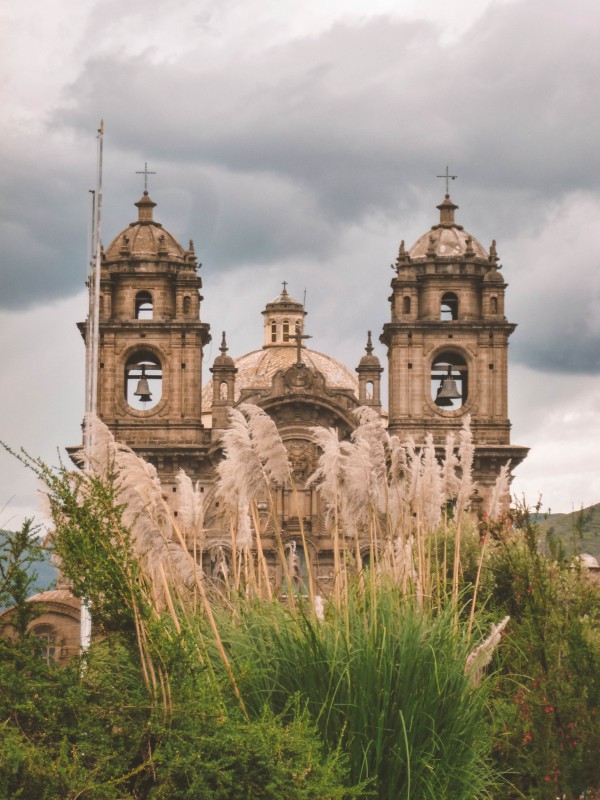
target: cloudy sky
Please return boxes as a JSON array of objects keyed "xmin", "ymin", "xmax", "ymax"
[{"xmin": 1, "ymin": 0, "xmax": 600, "ymax": 530}]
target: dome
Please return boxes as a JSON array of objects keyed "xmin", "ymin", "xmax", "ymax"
[
  {"xmin": 263, "ymin": 285, "xmax": 304, "ymax": 312},
  {"xmin": 408, "ymin": 195, "xmax": 488, "ymax": 260},
  {"xmin": 104, "ymin": 192, "xmax": 186, "ymax": 263},
  {"xmin": 202, "ymin": 345, "xmax": 358, "ymax": 422}
]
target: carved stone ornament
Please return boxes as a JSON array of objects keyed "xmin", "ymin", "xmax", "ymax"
[{"xmin": 284, "ymin": 364, "xmax": 314, "ymax": 392}]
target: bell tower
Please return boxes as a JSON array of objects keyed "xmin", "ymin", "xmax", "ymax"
[
  {"xmin": 80, "ymin": 191, "xmax": 211, "ymax": 482},
  {"xmin": 380, "ymin": 193, "xmax": 528, "ymax": 503}
]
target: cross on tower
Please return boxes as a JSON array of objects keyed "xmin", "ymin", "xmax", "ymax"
[
  {"xmin": 436, "ymin": 166, "xmax": 458, "ymax": 195},
  {"xmin": 136, "ymin": 162, "xmax": 157, "ymax": 192},
  {"xmin": 282, "ymin": 280, "xmax": 288, "ymax": 294}
]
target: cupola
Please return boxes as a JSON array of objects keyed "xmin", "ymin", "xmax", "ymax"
[{"xmin": 261, "ymin": 283, "xmax": 306, "ymax": 347}]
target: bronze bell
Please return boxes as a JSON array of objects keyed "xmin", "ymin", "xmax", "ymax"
[
  {"xmin": 435, "ymin": 380, "xmax": 453, "ymax": 407},
  {"xmin": 133, "ymin": 365, "xmax": 152, "ymax": 403},
  {"xmin": 435, "ymin": 366, "xmax": 461, "ymax": 404}
]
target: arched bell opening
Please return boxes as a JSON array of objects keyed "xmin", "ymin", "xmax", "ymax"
[
  {"xmin": 125, "ymin": 349, "xmax": 163, "ymax": 410},
  {"xmin": 135, "ymin": 291, "xmax": 153, "ymax": 320},
  {"xmin": 440, "ymin": 292, "xmax": 459, "ymax": 321},
  {"xmin": 431, "ymin": 350, "xmax": 468, "ymax": 410}
]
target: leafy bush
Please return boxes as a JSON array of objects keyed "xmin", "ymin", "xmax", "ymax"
[{"xmin": 481, "ymin": 505, "xmax": 600, "ymax": 798}]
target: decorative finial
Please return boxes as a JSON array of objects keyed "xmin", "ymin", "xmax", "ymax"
[
  {"xmin": 427, "ymin": 234, "xmax": 437, "ymax": 257},
  {"xmin": 365, "ymin": 331, "xmax": 374, "ymax": 355},
  {"xmin": 436, "ymin": 166, "xmax": 458, "ymax": 195},
  {"xmin": 465, "ymin": 235, "xmax": 474, "ymax": 256},
  {"xmin": 220, "ymin": 331, "xmax": 228, "ymax": 355},
  {"xmin": 136, "ymin": 162, "xmax": 157, "ymax": 193},
  {"xmin": 188, "ymin": 239, "xmax": 195, "ymax": 253},
  {"xmin": 392, "ymin": 240, "xmax": 409, "ymax": 270},
  {"xmin": 489, "ymin": 240, "xmax": 498, "ymax": 263}
]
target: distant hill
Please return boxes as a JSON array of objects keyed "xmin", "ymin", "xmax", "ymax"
[{"xmin": 537, "ymin": 503, "xmax": 600, "ymax": 561}]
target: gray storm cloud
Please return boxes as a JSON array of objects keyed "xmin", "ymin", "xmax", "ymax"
[{"xmin": 2, "ymin": 0, "xmax": 600, "ymax": 379}]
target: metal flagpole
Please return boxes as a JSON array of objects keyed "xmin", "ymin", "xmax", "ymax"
[{"xmin": 81, "ymin": 120, "xmax": 104, "ymax": 652}]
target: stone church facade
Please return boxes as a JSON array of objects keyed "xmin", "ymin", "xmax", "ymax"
[{"xmin": 7, "ymin": 186, "xmax": 528, "ymax": 660}]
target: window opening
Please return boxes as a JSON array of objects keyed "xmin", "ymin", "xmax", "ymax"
[
  {"xmin": 282, "ymin": 320, "xmax": 290, "ymax": 342},
  {"xmin": 440, "ymin": 292, "xmax": 459, "ymax": 321},
  {"xmin": 490, "ymin": 296, "xmax": 498, "ymax": 314},
  {"xmin": 125, "ymin": 350, "xmax": 162, "ymax": 410},
  {"xmin": 33, "ymin": 627, "xmax": 58, "ymax": 664},
  {"xmin": 431, "ymin": 350, "xmax": 468, "ymax": 410},
  {"xmin": 183, "ymin": 295, "xmax": 191, "ymax": 316},
  {"xmin": 366, "ymin": 381, "xmax": 374, "ymax": 400},
  {"xmin": 135, "ymin": 291, "xmax": 153, "ymax": 320},
  {"xmin": 403, "ymin": 296, "xmax": 411, "ymax": 314},
  {"xmin": 270, "ymin": 319, "xmax": 277, "ymax": 343}
]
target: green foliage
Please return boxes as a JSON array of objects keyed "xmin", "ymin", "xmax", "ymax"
[
  {"xmin": 0, "ymin": 459, "xmax": 356, "ymax": 799},
  {"xmin": 480, "ymin": 503, "xmax": 600, "ymax": 798},
  {"xmin": 0, "ymin": 628, "xmax": 355, "ymax": 799},
  {"xmin": 205, "ymin": 586, "xmax": 496, "ymax": 800},
  {"xmin": 0, "ymin": 520, "xmax": 45, "ymax": 635}
]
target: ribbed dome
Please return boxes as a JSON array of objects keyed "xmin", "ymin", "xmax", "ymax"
[
  {"xmin": 104, "ymin": 192, "xmax": 186, "ymax": 263},
  {"xmin": 408, "ymin": 195, "xmax": 488, "ymax": 260},
  {"xmin": 202, "ymin": 346, "xmax": 358, "ymax": 422}
]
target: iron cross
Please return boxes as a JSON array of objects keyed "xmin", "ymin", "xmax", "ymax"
[
  {"xmin": 436, "ymin": 166, "xmax": 457, "ymax": 194},
  {"xmin": 291, "ymin": 324, "xmax": 312, "ymax": 367},
  {"xmin": 136, "ymin": 162, "xmax": 157, "ymax": 192}
]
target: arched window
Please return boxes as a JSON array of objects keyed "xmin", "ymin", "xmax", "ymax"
[
  {"xmin": 282, "ymin": 320, "xmax": 290, "ymax": 342},
  {"xmin": 403, "ymin": 296, "xmax": 411, "ymax": 315},
  {"xmin": 270, "ymin": 319, "xmax": 277, "ymax": 343},
  {"xmin": 183, "ymin": 295, "xmax": 191, "ymax": 316},
  {"xmin": 440, "ymin": 292, "xmax": 459, "ymax": 321},
  {"xmin": 431, "ymin": 350, "xmax": 468, "ymax": 410},
  {"xmin": 490, "ymin": 296, "xmax": 498, "ymax": 315},
  {"xmin": 125, "ymin": 349, "xmax": 162, "ymax": 410},
  {"xmin": 219, "ymin": 381, "xmax": 228, "ymax": 400},
  {"xmin": 365, "ymin": 380, "xmax": 374, "ymax": 400},
  {"xmin": 135, "ymin": 291, "xmax": 153, "ymax": 320},
  {"xmin": 32, "ymin": 626, "xmax": 58, "ymax": 664}
]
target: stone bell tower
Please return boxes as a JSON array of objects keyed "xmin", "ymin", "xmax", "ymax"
[
  {"xmin": 79, "ymin": 191, "xmax": 211, "ymax": 482},
  {"xmin": 380, "ymin": 193, "xmax": 528, "ymax": 504}
]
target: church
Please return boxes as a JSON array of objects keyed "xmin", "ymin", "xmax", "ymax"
[{"xmin": 15, "ymin": 183, "xmax": 529, "ymax": 662}]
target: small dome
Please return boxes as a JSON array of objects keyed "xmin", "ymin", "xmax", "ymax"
[
  {"xmin": 408, "ymin": 195, "xmax": 488, "ymax": 260},
  {"xmin": 104, "ymin": 192, "xmax": 186, "ymax": 263},
  {"xmin": 212, "ymin": 332, "xmax": 236, "ymax": 368},
  {"xmin": 358, "ymin": 331, "xmax": 381, "ymax": 367},
  {"xmin": 264, "ymin": 285, "xmax": 304, "ymax": 310}
]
